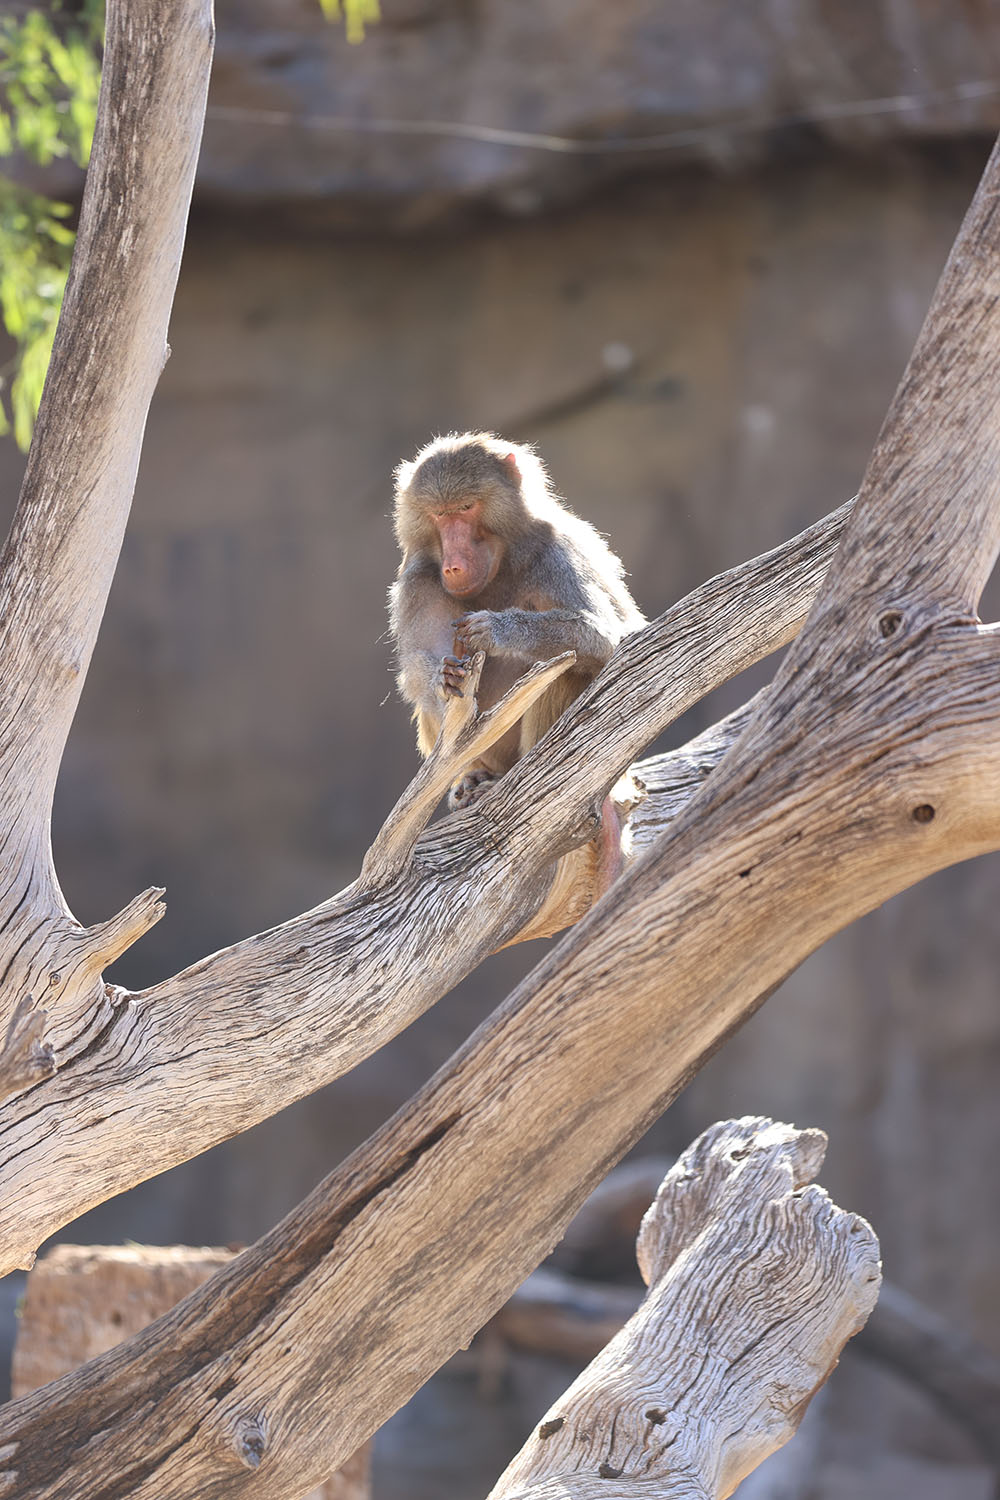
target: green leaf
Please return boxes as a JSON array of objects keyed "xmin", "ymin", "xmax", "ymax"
[
  {"xmin": 317, "ymin": 0, "xmax": 381, "ymax": 44},
  {"xmin": 0, "ymin": 3, "xmax": 102, "ymax": 448}
]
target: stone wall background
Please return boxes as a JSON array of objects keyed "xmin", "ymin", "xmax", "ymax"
[{"xmin": 1, "ymin": 3, "xmax": 999, "ymax": 1495}]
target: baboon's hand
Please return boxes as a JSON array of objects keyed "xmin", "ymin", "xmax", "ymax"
[
  {"xmin": 437, "ymin": 654, "xmax": 470, "ymax": 698},
  {"xmin": 453, "ymin": 611, "xmax": 497, "ymax": 655}
]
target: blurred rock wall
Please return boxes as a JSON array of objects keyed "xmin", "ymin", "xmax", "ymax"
[{"xmin": 2, "ymin": 2, "xmax": 999, "ymax": 1495}]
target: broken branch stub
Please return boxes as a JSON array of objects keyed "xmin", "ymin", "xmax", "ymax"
[
  {"xmin": 0, "ymin": 996, "xmax": 54, "ymax": 1108},
  {"xmin": 488, "ymin": 1118, "xmax": 881, "ymax": 1500}
]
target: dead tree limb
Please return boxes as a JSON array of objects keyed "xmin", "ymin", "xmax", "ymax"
[
  {"xmin": 493, "ymin": 1267, "xmax": 1000, "ymax": 1470},
  {"xmin": 487, "ymin": 1119, "xmax": 880, "ymax": 1500}
]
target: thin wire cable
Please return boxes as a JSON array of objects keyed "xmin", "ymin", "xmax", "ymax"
[{"xmin": 207, "ymin": 77, "xmax": 1000, "ymax": 156}]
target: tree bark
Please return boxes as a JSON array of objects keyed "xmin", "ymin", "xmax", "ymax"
[{"xmin": 12, "ymin": 1246, "xmax": 371, "ymax": 1500}]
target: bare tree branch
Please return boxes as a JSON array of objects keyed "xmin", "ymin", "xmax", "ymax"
[
  {"xmin": 0, "ymin": 0, "xmax": 213, "ymax": 867},
  {"xmin": 0, "ymin": 0, "xmax": 213, "ymax": 1174},
  {"xmin": 494, "ymin": 1269, "xmax": 1000, "ymax": 1470}
]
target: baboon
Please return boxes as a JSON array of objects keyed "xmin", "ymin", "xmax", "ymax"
[{"xmin": 389, "ymin": 432, "xmax": 645, "ymax": 811}]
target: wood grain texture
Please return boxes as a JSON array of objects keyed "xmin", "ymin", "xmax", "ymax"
[
  {"xmin": 12, "ymin": 1246, "xmax": 369, "ymax": 1500},
  {"xmin": 488, "ymin": 1119, "xmax": 880, "ymax": 1500}
]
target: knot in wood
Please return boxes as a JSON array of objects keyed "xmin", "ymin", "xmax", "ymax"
[
  {"xmin": 877, "ymin": 609, "xmax": 904, "ymax": 638},
  {"xmin": 912, "ymin": 803, "xmax": 935, "ymax": 824},
  {"xmin": 231, "ymin": 1412, "xmax": 269, "ymax": 1470}
]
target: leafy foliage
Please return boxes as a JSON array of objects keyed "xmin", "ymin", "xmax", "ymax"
[
  {"xmin": 0, "ymin": 1, "xmax": 102, "ymax": 448},
  {"xmin": 0, "ymin": 0, "xmax": 380, "ymax": 450},
  {"xmin": 0, "ymin": 183, "xmax": 74, "ymax": 450},
  {"xmin": 317, "ymin": 0, "xmax": 381, "ymax": 46}
]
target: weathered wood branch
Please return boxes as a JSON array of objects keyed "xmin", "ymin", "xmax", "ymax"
[
  {"xmin": 12, "ymin": 1246, "xmax": 371, "ymax": 1500},
  {"xmin": 2, "ymin": 135, "xmax": 999, "ymax": 1500},
  {"xmin": 488, "ymin": 1119, "xmax": 880, "ymax": 1500},
  {"xmin": 0, "ymin": 0, "xmax": 212, "ymax": 1038},
  {"xmin": 493, "ymin": 1266, "xmax": 1000, "ymax": 1469},
  {"xmin": 0, "ymin": 0, "xmax": 214, "ymax": 1264},
  {"xmin": 0, "ymin": 996, "xmax": 54, "ymax": 1110},
  {"xmin": 0, "ymin": 500, "xmax": 848, "ymax": 1275}
]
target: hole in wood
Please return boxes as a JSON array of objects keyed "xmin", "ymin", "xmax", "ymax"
[
  {"xmin": 878, "ymin": 610, "xmax": 903, "ymax": 637},
  {"xmin": 912, "ymin": 803, "xmax": 935, "ymax": 823}
]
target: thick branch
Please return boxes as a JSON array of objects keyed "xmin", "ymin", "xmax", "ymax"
[
  {"xmin": 0, "ymin": 501, "xmax": 849, "ymax": 1274},
  {"xmin": 494, "ymin": 1272, "xmax": 1000, "ymax": 1469},
  {"xmin": 820, "ymin": 135, "xmax": 1000, "ymax": 614},
  {"xmin": 488, "ymin": 1120, "xmax": 879, "ymax": 1500},
  {"xmin": 0, "ymin": 1, "xmax": 213, "ymax": 1106},
  {"xmin": 0, "ymin": 0, "xmax": 213, "ymax": 856}
]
